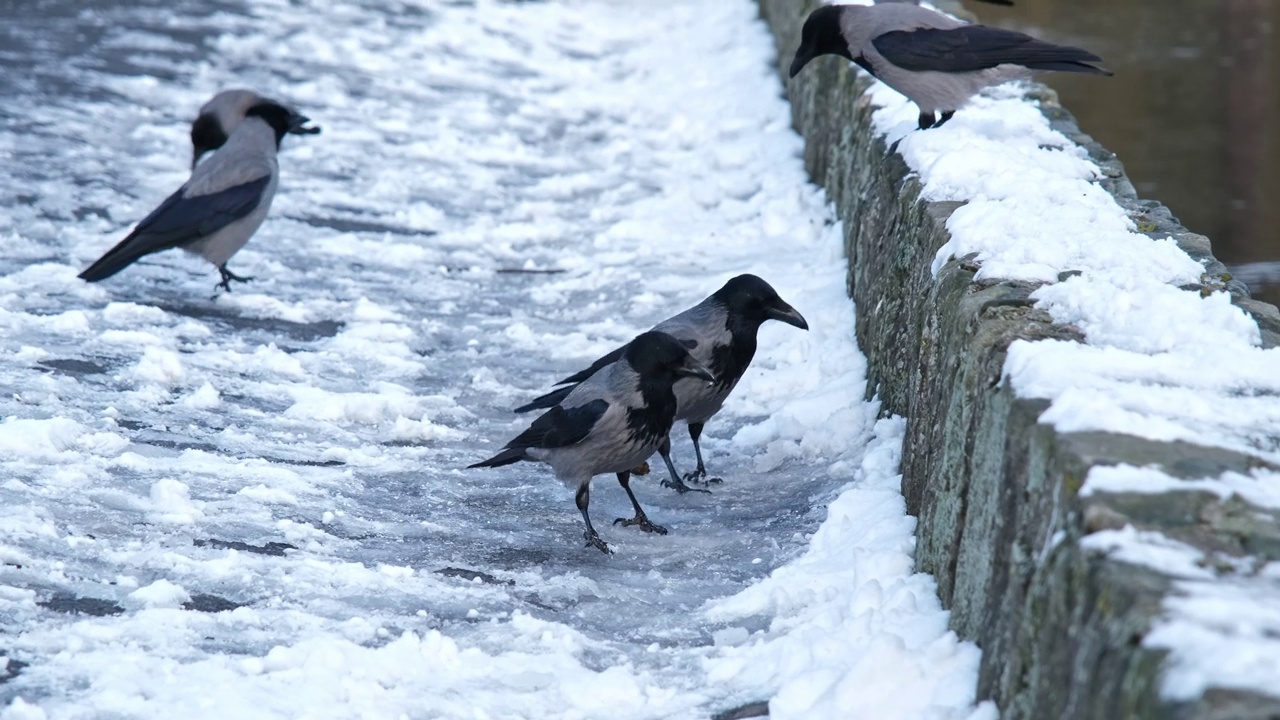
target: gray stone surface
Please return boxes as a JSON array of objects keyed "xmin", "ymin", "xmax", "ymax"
[{"xmin": 756, "ymin": 0, "xmax": 1280, "ymax": 717}]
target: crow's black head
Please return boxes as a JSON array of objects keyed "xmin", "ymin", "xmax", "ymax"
[
  {"xmin": 626, "ymin": 331, "xmax": 715, "ymax": 384},
  {"xmin": 712, "ymin": 274, "xmax": 809, "ymax": 330},
  {"xmin": 791, "ymin": 4, "xmax": 854, "ymax": 78},
  {"xmin": 246, "ymin": 101, "xmax": 321, "ymax": 147},
  {"xmin": 191, "ymin": 90, "xmax": 321, "ymax": 166}
]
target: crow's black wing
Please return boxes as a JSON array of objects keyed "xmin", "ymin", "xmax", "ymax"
[
  {"xmin": 514, "ymin": 335, "xmax": 697, "ymax": 414},
  {"xmin": 555, "ymin": 334, "xmax": 695, "ymax": 387},
  {"xmin": 513, "ymin": 385, "xmax": 575, "ymax": 414},
  {"xmin": 513, "ymin": 343, "xmax": 629, "ymax": 414},
  {"xmin": 131, "ymin": 175, "xmax": 271, "ymax": 247},
  {"xmin": 518, "ymin": 399, "xmax": 610, "ymax": 449},
  {"xmin": 470, "ymin": 399, "xmax": 609, "ymax": 468},
  {"xmin": 873, "ymin": 25, "xmax": 1107, "ymax": 74},
  {"xmin": 79, "ymin": 175, "xmax": 271, "ymax": 282}
]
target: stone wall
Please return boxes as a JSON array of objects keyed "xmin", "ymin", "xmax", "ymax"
[{"xmin": 755, "ymin": 1, "xmax": 1280, "ymax": 718}]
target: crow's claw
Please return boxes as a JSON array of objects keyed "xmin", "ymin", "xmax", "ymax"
[
  {"xmin": 683, "ymin": 468, "xmax": 722, "ymax": 485},
  {"xmin": 613, "ymin": 515, "xmax": 668, "ymax": 535},
  {"xmin": 583, "ymin": 530, "xmax": 612, "ymax": 554},
  {"xmin": 661, "ymin": 478, "xmax": 711, "ymax": 495},
  {"xmin": 215, "ymin": 266, "xmax": 253, "ymax": 293}
]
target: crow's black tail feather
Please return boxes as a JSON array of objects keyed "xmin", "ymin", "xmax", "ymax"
[
  {"xmin": 77, "ymin": 236, "xmax": 149, "ymax": 282},
  {"xmin": 467, "ymin": 447, "xmax": 527, "ymax": 469},
  {"xmin": 513, "ymin": 386, "xmax": 575, "ymax": 414},
  {"xmin": 1024, "ymin": 60, "xmax": 1112, "ymax": 76}
]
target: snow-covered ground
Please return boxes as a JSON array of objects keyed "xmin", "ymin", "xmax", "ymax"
[
  {"xmin": 858, "ymin": 4, "xmax": 1280, "ymax": 702},
  {"xmin": 0, "ymin": 0, "xmax": 990, "ymax": 717}
]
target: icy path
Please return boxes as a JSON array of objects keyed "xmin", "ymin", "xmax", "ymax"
[{"xmin": 0, "ymin": 1, "xmax": 987, "ymax": 717}]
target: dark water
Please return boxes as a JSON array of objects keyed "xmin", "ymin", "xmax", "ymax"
[{"xmin": 979, "ymin": 0, "xmax": 1280, "ymax": 307}]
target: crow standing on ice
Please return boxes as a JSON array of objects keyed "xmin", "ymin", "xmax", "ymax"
[
  {"xmin": 790, "ymin": 3, "xmax": 1110, "ymax": 130},
  {"xmin": 189, "ymin": 89, "xmax": 320, "ymax": 168},
  {"xmin": 515, "ymin": 275, "xmax": 807, "ymax": 494},
  {"xmin": 78, "ymin": 96, "xmax": 319, "ymax": 292},
  {"xmin": 470, "ymin": 331, "xmax": 715, "ymax": 554}
]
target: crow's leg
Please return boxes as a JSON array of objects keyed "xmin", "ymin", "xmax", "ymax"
[
  {"xmin": 576, "ymin": 483, "xmax": 611, "ymax": 554},
  {"xmin": 932, "ymin": 110, "xmax": 956, "ymax": 129},
  {"xmin": 613, "ymin": 472, "xmax": 668, "ymax": 535},
  {"xmin": 657, "ymin": 436, "xmax": 710, "ymax": 495},
  {"xmin": 215, "ymin": 264, "xmax": 254, "ymax": 293},
  {"xmin": 890, "ymin": 110, "xmax": 940, "ymax": 154},
  {"xmin": 683, "ymin": 422, "xmax": 723, "ymax": 485}
]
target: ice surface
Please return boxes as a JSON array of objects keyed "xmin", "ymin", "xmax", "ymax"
[
  {"xmin": 0, "ymin": 0, "xmax": 985, "ymax": 717},
  {"xmin": 839, "ymin": 0, "xmax": 1280, "ymax": 701}
]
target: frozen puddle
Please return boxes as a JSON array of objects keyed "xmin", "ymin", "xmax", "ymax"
[{"xmin": 0, "ymin": 0, "xmax": 986, "ymax": 717}]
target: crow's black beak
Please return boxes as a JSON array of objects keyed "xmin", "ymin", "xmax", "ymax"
[
  {"xmin": 191, "ymin": 147, "xmax": 207, "ymax": 170},
  {"xmin": 288, "ymin": 112, "xmax": 321, "ymax": 136},
  {"xmin": 767, "ymin": 300, "xmax": 808, "ymax": 330},
  {"xmin": 677, "ymin": 359, "xmax": 715, "ymax": 384},
  {"xmin": 790, "ymin": 48, "xmax": 814, "ymax": 78}
]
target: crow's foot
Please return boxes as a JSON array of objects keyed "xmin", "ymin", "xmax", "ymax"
[
  {"xmin": 215, "ymin": 265, "xmax": 253, "ymax": 293},
  {"xmin": 661, "ymin": 477, "xmax": 711, "ymax": 495},
  {"xmin": 614, "ymin": 514, "xmax": 668, "ymax": 535},
  {"xmin": 684, "ymin": 468, "xmax": 723, "ymax": 486},
  {"xmin": 583, "ymin": 529, "xmax": 612, "ymax": 554}
]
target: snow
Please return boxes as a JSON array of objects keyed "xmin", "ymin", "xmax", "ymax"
[
  {"xmin": 0, "ymin": 0, "xmax": 985, "ymax": 717},
  {"xmin": 1081, "ymin": 462, "xmax": 1280, "ymax": 700},
  {"xmin": 1081, "ymin": 525, "xmax": 1280, "ymax": 700},
  {"xmin": 1149, "ymin": 578, "xmax": 1280, "ymax": 702},
  {"xmin": 0, "ymin": 419, "xmax": 96, "ymax": 460},
  {"xmin": 1079, "ymin": 526, "xmax": 1216, "ymax": 581},
  {"xmin": 147, "ymin": 479, "xmax": 205, "ymax": 525},
  {"xmin": 860, "ymin": 18, "xmax": 1278, "ymax": 466},
  {"xmin": 843, "ymin": 0, "xmax": 1280, "ymax": 703},
  {"xmin": 1083, "ymin": 463, "xmax": 1280, "ymax": 510},
  {"xmin": 127, "ymin": 579, "xmax": 191, "ymax": 609},
  {"xmin": 707, "ymin": 419, "xmax": 995, "ymax": 720}
]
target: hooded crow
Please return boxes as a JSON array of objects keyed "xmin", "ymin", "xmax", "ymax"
[
  {"xmin": 190, "ymin": 89, "xmax": 319, "ymax": 168},
  {"xmin": 471, "ymin": 331, "xmax": 715, "ymax": 554},
  {"xmin": 790, "ymin": 3, "xmax": 1109, "ymax": 130},
  {"xmin": 78, "ymin": 99, "xmax": 319, "ymax": 292},
  {"xmin": 515, "ymin": 275, "xmax": 808, "ymax": 494}
]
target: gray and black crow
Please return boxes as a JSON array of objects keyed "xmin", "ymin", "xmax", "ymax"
[
  {"xmin": 515, "ymin": 275, "xmax": 807, "ymax": 494},
  {"xmin": 190, "ymin": 89, "xmax": 319, "ymax": 168},
  {"xmin": 471, "ymin": 331, "xmax": 715, "ymax": 554},
  {"xmin": 79, "ymin": 98, "xmax": 319, "ymax": 292},
  {"xmin": 790, "ymin": 3, "xmax": 1109, "ymax": 130}
]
